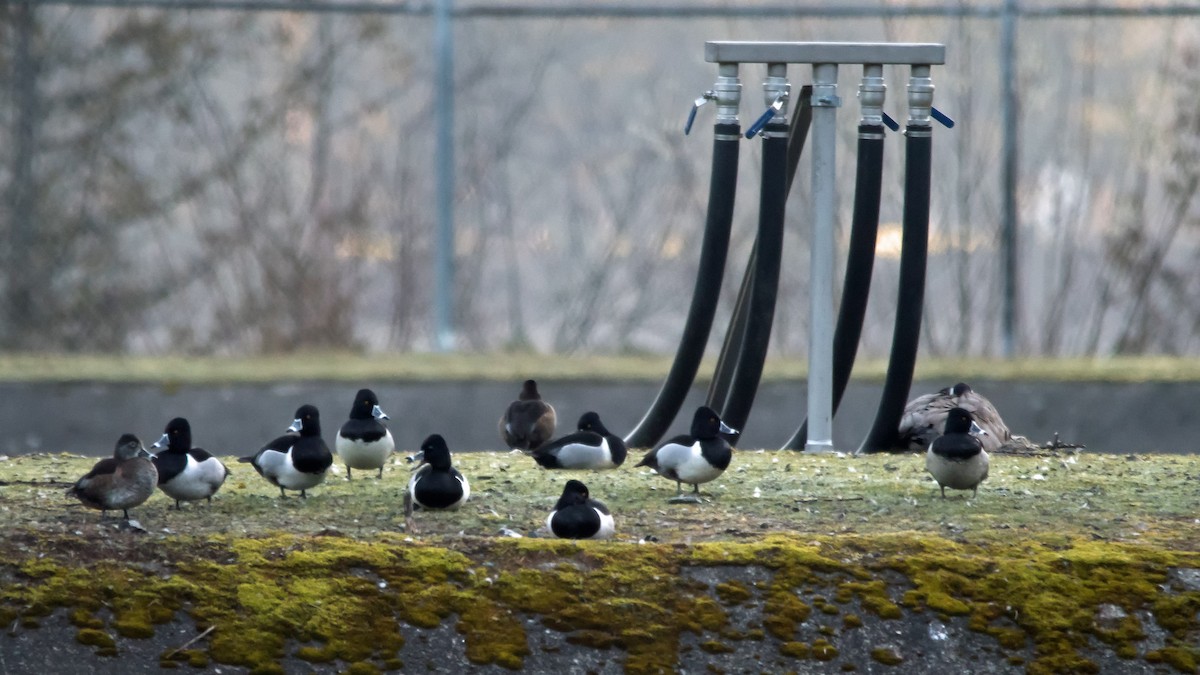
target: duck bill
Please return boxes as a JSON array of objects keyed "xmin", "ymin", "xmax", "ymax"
[
  {"xmin": 150, "ymin": 433, "xmax": 170, "ymax": 451},
  {"xmin": 719, "ymin": 421, "xmax": 738, "ymax": 435},
  {"xmin": 406, "ymin": 450, "xmax": 426, "ymax": 469},
  {"xmin": 969, "ymin": 421, "xmax": 988, "ymax": 437},
  {"xmin": 372, "ymin": 405, "xmax": 390, "ymax": 421},
  {"xmin": 137, "ymin": 447, "xmax": 155, "ymax": 459},
  {"xmin": 288, "ymin": 418, "xmax": 303, "ymax": 433}
]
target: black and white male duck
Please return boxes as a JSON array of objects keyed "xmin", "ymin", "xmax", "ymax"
[
  {"xmin": 404, "ymin": 434, "xmax": 470, "ymax": 533},
  {"xmin": 532, "ymin": 411, "xmax": 627, "ymax": 470},
  {"xmin": 546, "ymin": 479, "xmax": 614, "ymax": 540},
  {"xmin": 239, "ymin": 404, "xmax": 333, "ymax": 498},
  {"xmin": 335, "ymin": 388, "xmax": 395, "ymax": 479},
  {"xmin": 68, "ymin": 434, "xmax": 158, "ymax": 520},
  {"xmin": 899, "ymin": 382, "xmax": 1028, "ymax": 453},
  {"xmin": 926, "ymin": 407, "xmax": 990, "ymax": 498},
  {"xmin": 636, "ymin": 406, "xmax": 737, "ymax": 503},
  {"xmin": 150, "ymin": 417, "xmax": 229, "ymax": 509},
  {"xmin": 499, "ymin": 379, "xmax": 557, "ymax": 451}
]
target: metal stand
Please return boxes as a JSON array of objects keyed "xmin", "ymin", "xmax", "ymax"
[
  {"xmin": 706, "ymin": 42, "xmax": 945, "ymax": 452},
  {"xmin": 628, "ymin": 41, "xmax": 948, "ymax": 453}
]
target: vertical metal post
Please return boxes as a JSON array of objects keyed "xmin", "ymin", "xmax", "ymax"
[
  {"xmin": 433, "ymin": 0, "xmax": 456, "ymax": 351},
  {"xmin": 783, "ymin": 65, "xmax": 887, "ymax": 451},
  {"xmin": 806, "ymin": 62, "xmax": 839, "ymax": 452},
  {"xmin": 1000, "ymin": 0, "xmax": 1020, "ymax": 358}
]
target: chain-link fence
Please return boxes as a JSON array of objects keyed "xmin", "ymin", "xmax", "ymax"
[{"xmin": 2, "ymin": 2, "xmax": 1198, "ymax": 357}]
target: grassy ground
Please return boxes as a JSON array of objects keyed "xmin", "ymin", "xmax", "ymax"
[
  {"xmin": 3, "ymin": 449, "xmax": 1199, "ymax": 673},
  {"xmin": 3, "ymin": 449, "xmax": 1197, "ymax": 548},
  {"xmin": 5, "ymin": 351, "xmax": 1200, "ymax": 383}
]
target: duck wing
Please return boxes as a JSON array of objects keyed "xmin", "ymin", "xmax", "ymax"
[
  {"xmin": 532, "ymin": 430, "xmax": 605, "ymax": 469},
  {"xmin": 899, "ymin": 391, "xmax": 956, "ymax": 450},
  {"xmin": 958, "ymin": 391, "xmax": 1011, "ymax": 442}
]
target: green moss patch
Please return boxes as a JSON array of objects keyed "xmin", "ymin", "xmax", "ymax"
[
  {"xmin": 2, "ymin": 451, "xmax": 1200, "ymax": 671},
  {"xmin": 1, "ymin": 531, "xmax": 1197, "ymax": 672}
]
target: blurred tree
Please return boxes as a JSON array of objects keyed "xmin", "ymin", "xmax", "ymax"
[
  {"xmin": 1106, "ymin": 35, "xmax": 1200, "ymax": 354},
  {"xmin": 0, "ymin": 5, "xmax": 222, "ymax": 350}
]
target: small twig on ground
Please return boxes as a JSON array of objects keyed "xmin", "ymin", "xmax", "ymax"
[
  {"xmin": 163, "ymin": 625, "xmax": 216, "ymax": 660},
  {"xmin": 796, "ymin": 496, "xmax": 865, "ymax": 504},
  {"xmin": 1042, "ymin": 432, "xmax": 1086, "ymax": 451}
]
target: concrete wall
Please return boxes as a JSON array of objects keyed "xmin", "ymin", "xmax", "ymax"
[{"xmin": 1, "ymin": 379, "xmax": 1190, "ymax": 457}]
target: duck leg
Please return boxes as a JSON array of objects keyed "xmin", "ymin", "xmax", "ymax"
[
  {"xmin": 403, "ymin": 491, "xmax": 417, "ymax": 534},
  {"xmin": 377, "ymin": 467, "xmax": 383, "ymax": 479},
  {"xmin": 347, "ymin": 467, "xmax": 353, "ymax": 480},
  {"xmin": 668, "ymin": 481, "xmax": 703, "ymax": 504}
]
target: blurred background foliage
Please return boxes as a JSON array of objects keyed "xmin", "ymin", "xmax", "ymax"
[{"xmin": 1, "ymin": 2, "xmax": 1198, "ymax": 358}]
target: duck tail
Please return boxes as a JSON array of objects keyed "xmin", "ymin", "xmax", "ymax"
[
  {"xmin": 237, "ymin": 455, "xmax": 255, "ymax": 464},
  {"xmin": 530, "ymin": 449, "xmax": 558, "ymax": 469},
  {"xmin": 634, "ymin": 450, "xmax": 657, "ymax": 469}
]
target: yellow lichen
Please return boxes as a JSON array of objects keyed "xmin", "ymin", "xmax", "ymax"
[
  {"xmin": 871, "ymin": 646, "xmax": 903, "ymax": 665},
  {"xmin": 0, "ymin": 525, "xmax": 1198, "ymax": 674},
  {"xmin": 75, "ymin": 627, "xmax": 115, "ymax": 650},
  {"xmin": 812, "ymin": 638, "xmax": 839, "ymax": 660},
  {"xmin": 779, "ymin": 641, "xmax": 810, "ymax": 658},
  {"xmin": 714, "ymin": 580, "xmax": 752, "ymax": 605}
]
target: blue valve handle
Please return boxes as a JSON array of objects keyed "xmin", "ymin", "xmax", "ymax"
[
  {"xmin": 931, "ymin": 107, "xmax": 956, "ymax": 128},
  {"xmin": 743, "ymin": 107, "xmax": 777, "ymax": 138},
  {"xmin": 744, "ymin": 96, "xmax": 785, "ymax": 139},
  {"xmin": 685, "ymin": 106, "xmax": 699, "ymax": 135},
  {"xmin": 880, "ymin": 109, "xmax": 954, "ymax": 132},
  {"xmin": 684, "ymin": 95, "xmax": 709, "ymax": 136}
]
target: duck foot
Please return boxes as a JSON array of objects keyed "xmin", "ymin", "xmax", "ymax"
[{"xmin": 668, "ymin": 494, "xmax": 703, "ymax": 504}]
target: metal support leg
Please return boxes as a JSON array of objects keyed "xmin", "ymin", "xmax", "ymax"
[
  {"xmin": 785, "ymin": 65, "xmax": 885, "ymax": 451},
  {"xmin": 805, "ymin": 62, "xmax": 839, "ymax": 452}
]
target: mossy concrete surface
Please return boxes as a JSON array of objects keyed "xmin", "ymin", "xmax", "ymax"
[{"xmin": 1, "ymin": 450, "xmax": 1198, "ymax": 673}]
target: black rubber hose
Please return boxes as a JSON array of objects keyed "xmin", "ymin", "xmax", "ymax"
[
  {"xmin": 784, "ymin": 123, "xmax": 886, "ymax": 450},
  {"xmin": 624, "ymin": 123, "xmax": 740, "ymax": 448},
  {"xmin": 858, "ymin": 124, "xmax": 932, "ymax": 453},
  {"xmin": 707, "ymin": 87, "xmax": 813, "ymax": 413},
  {"xmin": 705, "ymin": 241, "xmax": 755, "ymax": 411},
  {"xmin": 717, "ymin": 122, "xmax": 789, "ymax": 437}
]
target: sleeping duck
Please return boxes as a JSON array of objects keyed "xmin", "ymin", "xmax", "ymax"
[
  {"xmin": 926, "ymin": 407, "xmax": 990, "ymax": 498},
  {"xmin": 532, "ymin": 411, "xmax": 626, "ymax": 470},
  {"xmin": 545, "ymin": 479, "xmax": 614, "ymax": 540},
  {"xmin": 898, "ymin": 382, "xmax": 1028, "ymax": 453},
  {"xmin": 499, "ymin": 379, "xmax": 557, "ymax": 451}
]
